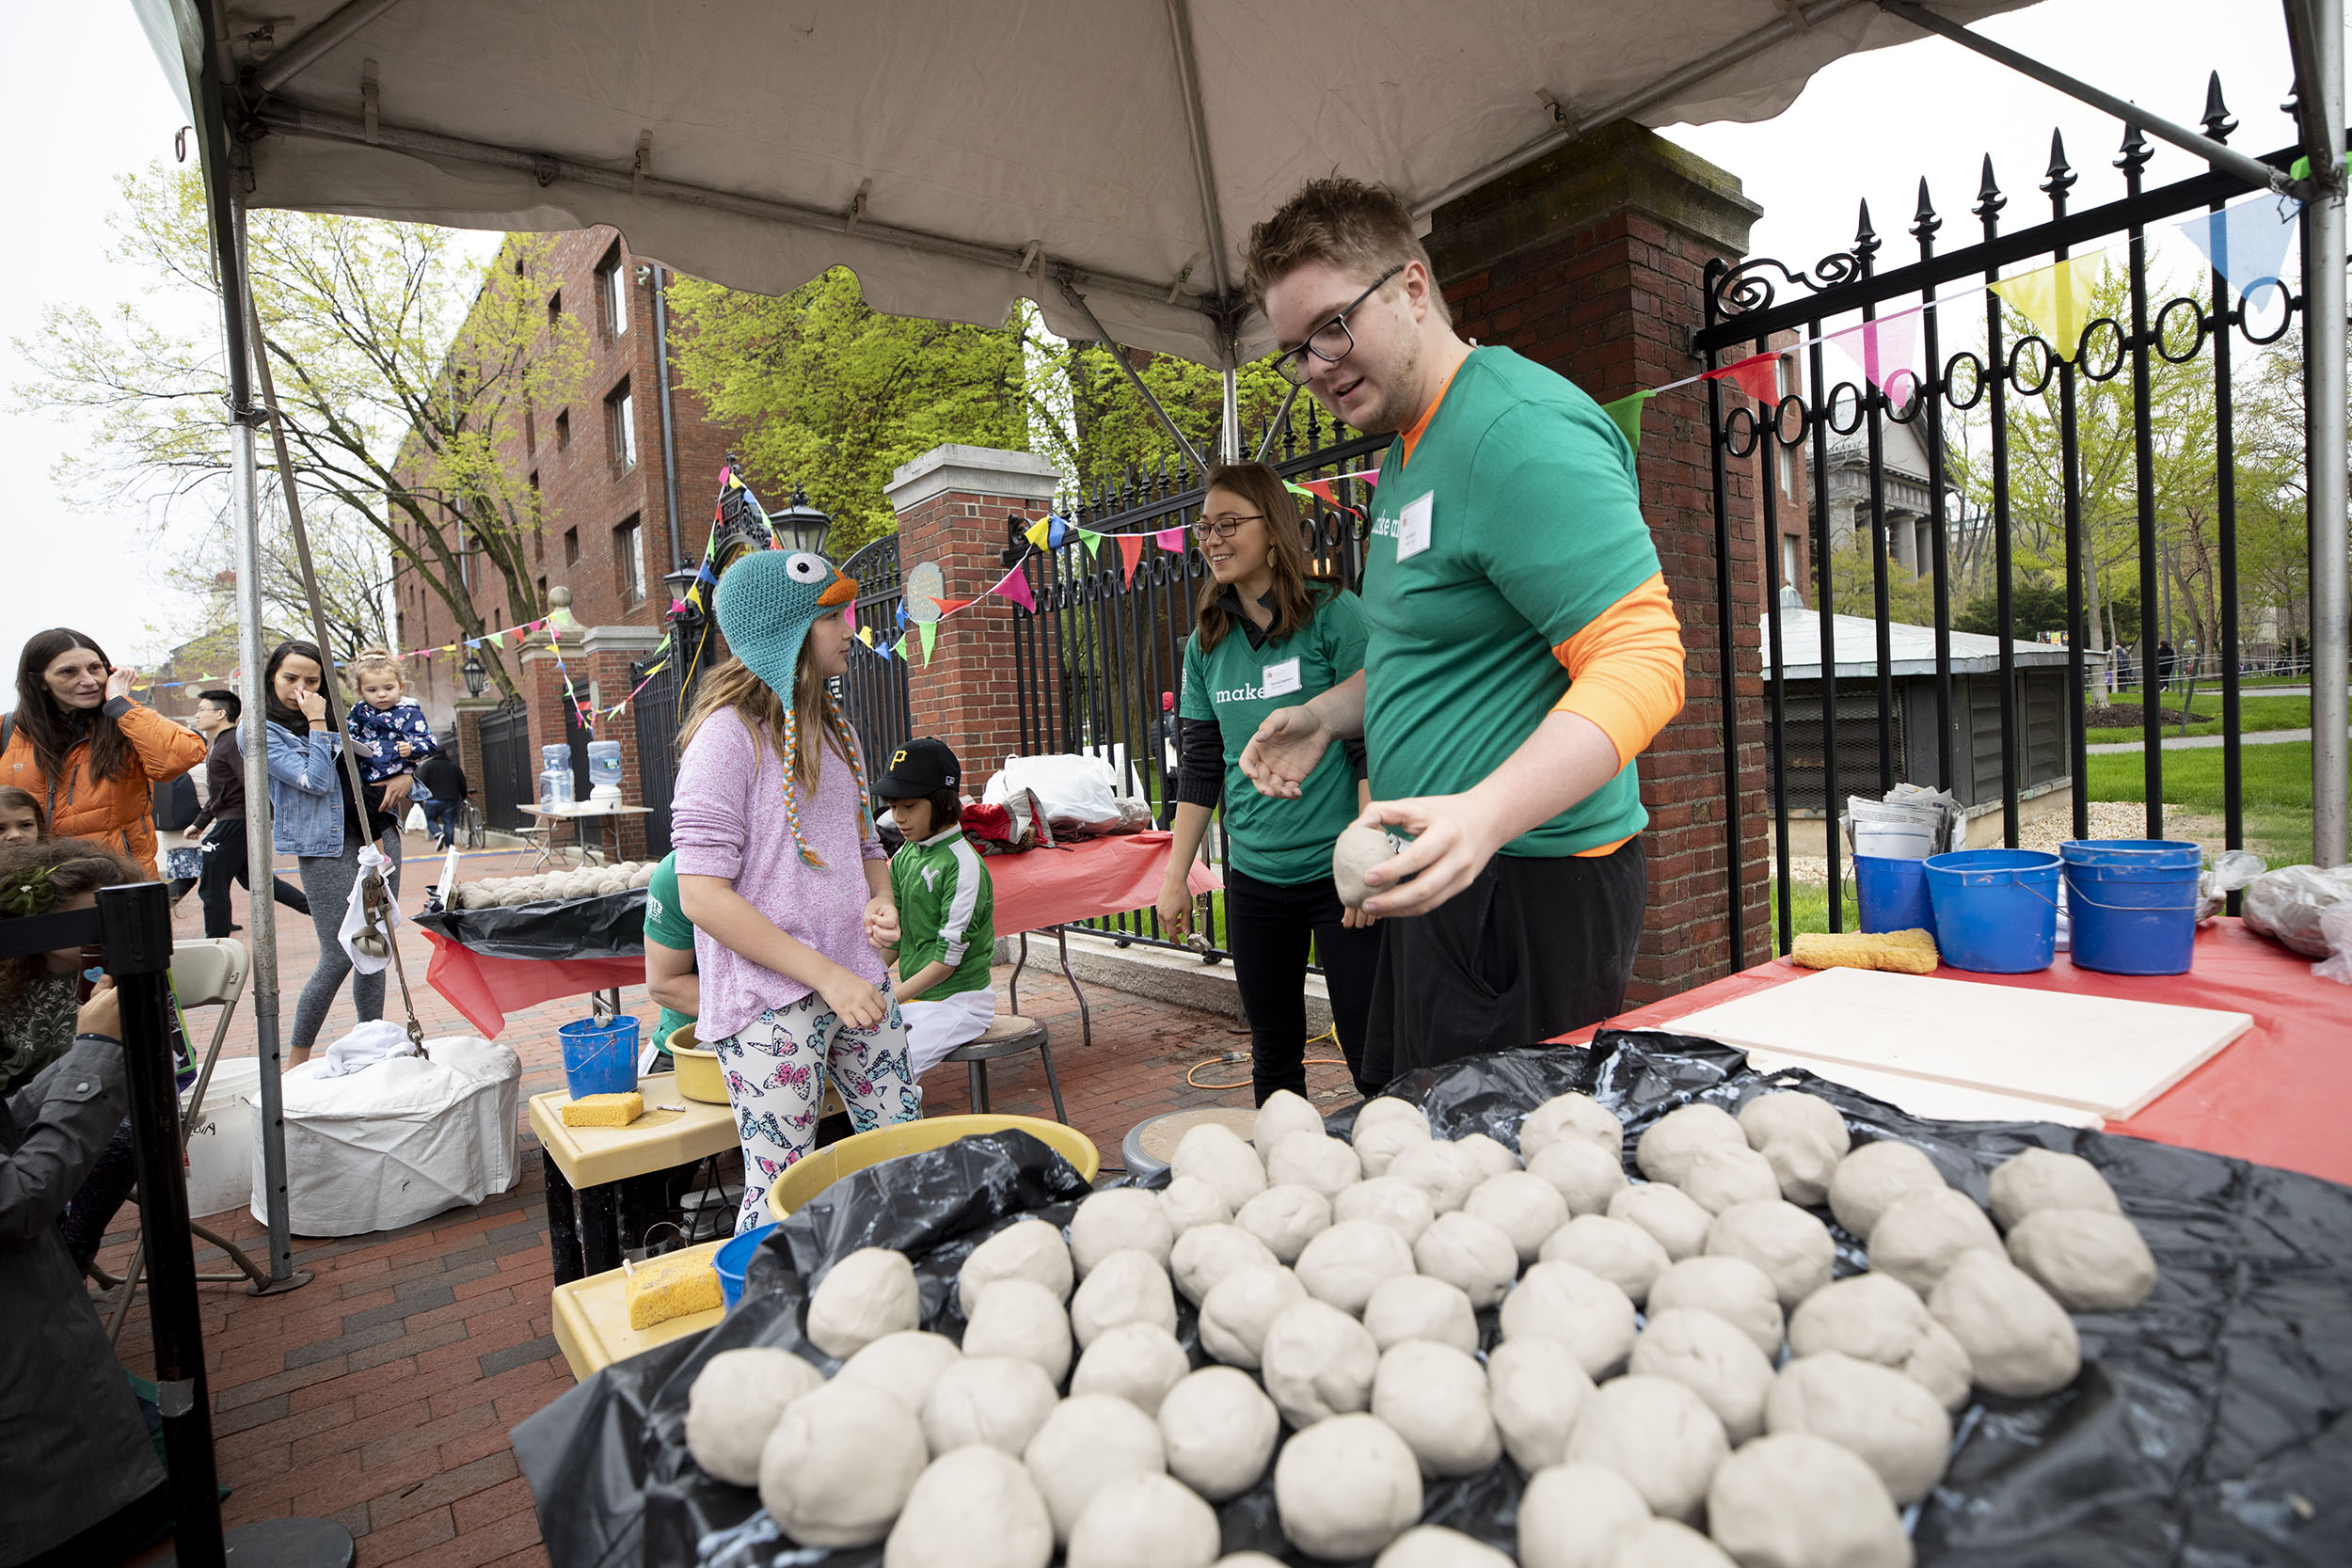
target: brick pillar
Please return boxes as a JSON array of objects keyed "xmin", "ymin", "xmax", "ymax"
[
  {"xmin": 885, "ymin": 444, "xmax": 1063, "ymax": 792},
  {"xmin": 452, "ymin": 696, "xmax": 499, "ymax": 817},
  {"xmin": 1425, "ymin": 120, "xmax": 1771, "ymax": 1000}
]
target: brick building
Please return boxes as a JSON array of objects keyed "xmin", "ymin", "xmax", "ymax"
[{"xmin": 390, "ymin": 226, "xmax": 750, "ymax": 728}]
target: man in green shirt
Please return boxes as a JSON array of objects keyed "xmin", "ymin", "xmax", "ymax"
[
  {"xmin": 1237, "ymin": 177, "xmax": 1690, "ymax": 1081},
  {"xmin": 642, "ymin": 851, "xmax": 697, "ymax": 1067}
]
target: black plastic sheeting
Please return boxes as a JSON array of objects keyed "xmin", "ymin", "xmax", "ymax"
[
  {"xmin": 415, "ymin": 888, "xmax": 648, "ymax": 961},
  {"xmin": 511, "ymin": 1035, "xmax": 2352, "ymax": 1568}
]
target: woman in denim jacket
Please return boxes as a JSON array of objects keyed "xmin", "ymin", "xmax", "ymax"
[{"xmin": 262, "ymin": 641, "xmax": 398, "ymax": 1066}]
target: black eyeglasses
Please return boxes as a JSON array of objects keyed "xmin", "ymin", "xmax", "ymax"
[
  {"xmin": 1272, "ymin": 264, "xmax": 1405, "ymax": 387},
  {"xmin": 1193, "ymin": 512, "xmax": 1264, "ymax": 541}
]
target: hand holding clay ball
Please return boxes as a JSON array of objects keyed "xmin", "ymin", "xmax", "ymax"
[{"xmin": 1332, "ymin": 822, "xmax": 1399, "ymax": 909}]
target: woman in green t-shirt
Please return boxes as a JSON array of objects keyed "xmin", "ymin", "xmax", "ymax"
[{"xmin": 1154, "ymin": 462, "xmax": 1381, "ymax": 1101}]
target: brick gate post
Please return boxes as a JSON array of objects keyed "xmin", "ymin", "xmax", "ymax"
[
  {"xmin": 1424, "ymin": 120, "xmax": 1771, "ymax": 999},
  {"xmin": 885, "ymin": 444, "xmax": 1064, "ymax": 792}
]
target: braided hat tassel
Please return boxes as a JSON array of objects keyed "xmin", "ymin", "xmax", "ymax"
[
  {"xmin": 829, "ymin": 692, "xmax": 877, "ymax": 841},
  {"xmin": 781, "ymin": 704, "xmax": 822, "ymax": 866}
]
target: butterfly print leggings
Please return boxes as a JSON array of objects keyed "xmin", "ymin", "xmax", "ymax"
[{"xmin": 711, "ymin": 989, "xmax": 918, "ymax": 1232}]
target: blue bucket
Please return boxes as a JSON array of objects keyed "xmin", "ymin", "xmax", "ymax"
[
  {"xmin": 715, "ymin": 1221, "xmax": 776, "ymax": 1312},
  {"xmin": 2060, "ymin": 839, "xmax": 2202, "ymax": 975},
  {"xmin": 1853, "ymin": 854, "xmax": 1936, "ymax": 937},
  {"xmin": 558, "ymin": 1015, "xmax": 643, "ymax": 1100},
  {"xmin": 1923, "ymin": 849, "xmax": 2062, "ymax": 973}
]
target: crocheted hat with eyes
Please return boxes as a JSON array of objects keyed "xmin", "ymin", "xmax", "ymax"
[{"xmin": 713, "ymin": 547, "xmax": 868, "ymax": 863}]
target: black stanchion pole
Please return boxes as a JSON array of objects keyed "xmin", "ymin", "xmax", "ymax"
[{"xmin": 102, "ymin": 880, "xmax": 225, "ymax": 1567}]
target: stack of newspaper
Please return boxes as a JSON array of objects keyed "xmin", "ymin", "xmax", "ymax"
[{"xmin": 1844, "ymin": 785, "xmax": 1962, "ymax": 861}]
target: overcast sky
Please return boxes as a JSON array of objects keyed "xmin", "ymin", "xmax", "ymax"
[{"xmin": 0, "ymin": 1, "xmax": 2313, "ymax": 665}]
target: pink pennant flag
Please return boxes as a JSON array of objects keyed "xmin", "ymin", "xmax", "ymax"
[
  {"xmin": 1708, "ymin": 352, "xmax": 1782, "ymax": 405},
  {"xmin": 843, "ymin": 601, "xmax": 856, "ymax": 633},
  {"xmin": 993, "ymin": 565, "xmax": 1036, "ymax": 611},
  {"xmin": 1118, "ymin": 533, "xmax": 1146, "ymax": 585},
  {"xmin": 1828, "ymin": 311, "xmax": 1921, "ymax": 403},
  {"xmin": 1154, "ymin": 527, "xmax": 1186, "ymax": 553}
]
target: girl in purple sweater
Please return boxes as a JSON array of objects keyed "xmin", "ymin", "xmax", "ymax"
[{"xmin": 672, "ymin": 548, "xmax": 914, "ymax": 1230}]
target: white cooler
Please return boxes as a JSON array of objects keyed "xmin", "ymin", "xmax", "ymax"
[{"xmin": 182, "ymin": 1057, "xmax": 262, "ymax": 1219}]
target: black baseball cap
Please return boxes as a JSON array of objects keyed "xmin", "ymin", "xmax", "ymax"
[{"xmin": 874, "ymin": 736, "xmax": 962, "ymax": 799}]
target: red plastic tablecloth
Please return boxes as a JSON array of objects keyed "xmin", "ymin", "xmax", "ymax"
[
  {"xmin": 421, "ymin": 927, "xmax": 644, "ymax": 1039},
  {"xmin": 989, "ymin": 832, "xmax": 1221, "ymax": 937},
  {"xmin": 1557, "ymin": 919, "xmax": 2352, "ymax": 1188}
]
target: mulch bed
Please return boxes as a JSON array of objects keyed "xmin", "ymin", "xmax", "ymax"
[{"xmin": 2083, "ymin": 702, "xmax": 2205, "ymax": 727}]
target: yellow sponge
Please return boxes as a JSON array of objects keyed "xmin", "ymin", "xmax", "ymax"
[
  {"xmin": 1792, "ymin": 927, "xmax": 1939, "ymax": 975},
  {"xmin": 561, "ymin": 1091, "xmax": 644, "ymax": 1128},
  {"xmin": 625, "ymin": 1250, "xmax": 723, "ymax": 1329}
]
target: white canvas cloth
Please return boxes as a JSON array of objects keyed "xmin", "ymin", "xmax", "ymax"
[
  {"xmin": 316, "ymin": 1018, "xmax": 420, "ymax": 1079},
  {"xmin": 905, "ymin": 989, "xmax": 998, "ymax": 1079},
  {"xmin": 246, "ymin": 1035, "xmax": 523, "ymax": 1237}
]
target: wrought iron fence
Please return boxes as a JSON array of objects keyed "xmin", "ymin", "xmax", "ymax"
[
  {"xmin": 477, "ymin": 697, "xmax": 531, "ymax": 832},
  {"xmin": 630, "ymin": 649, "xmax": 689, "ymax": 858},
  {"xmin": 838, "ymin": 534, "xmax": 913, "ymax": 777},
  {"xmin": 1698, "ymin": 76, "xmax": 2312, "ymax": 954},
  {"xmin": 1004, "ymin": 403, "xmax": 1388, "ymax": 958}
]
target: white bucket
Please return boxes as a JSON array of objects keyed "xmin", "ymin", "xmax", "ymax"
[
  {"xmin": 183, "ymin": 1058, "xmax": 262, "ymax": 1219},
  {"xmin": 1853, "ymin": 823, "xmax": 1935, "ymax": 860}
]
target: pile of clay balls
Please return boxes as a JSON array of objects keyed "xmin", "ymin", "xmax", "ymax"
[
  {"xmin": 449, "ymin": 862, "xmax": 656, "ymax": 909},
  {"xmin": 681, "ymin": 1088, "xmax": 2156, "ymax": 1567}
]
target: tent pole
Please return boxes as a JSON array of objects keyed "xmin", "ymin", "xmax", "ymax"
[
  {"xmin": 1255, "ymin": 383, "xmax": 1302, "ymax": 463},
  {"xmin": 2299, "ymin": 0, "xmax": 2348, "ymax": 864},
  {"xmin": 1220, "ymin": 369, "xmax": 1242, "ymax": 466},
  {"xmin": 254, "ymin": 0, "xmax": 411, "ymax": 93},
  {"xmin": 1162, "ymin": 0, "xmax": 1234, "ymax": 302},
  {"xmin": 228, "ymin": 193, "xmax": 297, "ymax": 1283},
  {"xmin": 1058, "ymin": 277, "xmax": 1209, "ymax": 471}
]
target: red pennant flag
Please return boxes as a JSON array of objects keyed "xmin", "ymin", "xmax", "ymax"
[
  {"xmin": 1118, "ymin": 533, "xmax": 1146, "ymax": 584},
  {"xmin": 932, "ymin": 596, "xmax": 975, "ymax": 616},
  {"xmin": 1295, "ymin": 478, "xmax": 1344, "ymax": 509},
  {"xmin": 993, "ymin": 566, "xmax": 1035, "ymax": 611},
  {"xmin": 1709, "ymin": 352, "xmax": 1783, "ymax": 406}
]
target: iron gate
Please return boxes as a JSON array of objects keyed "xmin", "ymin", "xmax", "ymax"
[
  {"xmin": 838, "ymin": 534, "xmax": 913, "ymax": 777},
  {"xmin": 477, "ymin": 697, "xmax": 531, "ymax": 832},
  {"xmin": 630, "ymin": 651, "xmax": 687, "ymax": 858}
]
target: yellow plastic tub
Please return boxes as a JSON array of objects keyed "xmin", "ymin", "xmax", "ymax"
[
  {"xmin": 666, "ymin": 1024, "xmax": 727, "ymax": 1104},
  {"xmin": 766, "ymin": 1115, "xmax": 1101, "ymax": 1222}
]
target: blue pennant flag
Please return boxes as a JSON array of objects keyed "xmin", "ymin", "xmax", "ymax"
[
  {"xmin": 2177, "ymin": 195, "xmax": 2300, "ymax": 295},
  {"xmin": 1047, "ymin": 515, "xmax": 1070, "ymax": 548}
]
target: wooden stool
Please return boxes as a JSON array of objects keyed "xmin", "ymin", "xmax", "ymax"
[
  {"xmin": 1121, "ymin": 1106, "xmax": 1256, "ymax": 1181},
  {"xmin": 945, "ymin": 1014, "xmax": 1065, "ymax": 1123}
]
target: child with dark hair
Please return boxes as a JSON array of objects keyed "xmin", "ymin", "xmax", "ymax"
[
  {"xmin": 867, "ymin": 737, "xmax": 996, "ymax": 1079},
  {"xmin": 0, "ymin": 838, "xmax": 134, "ymax": 1097},
  {"xmin": 0, "ymin": 784, "xmax": 46, "ymax": 847}
]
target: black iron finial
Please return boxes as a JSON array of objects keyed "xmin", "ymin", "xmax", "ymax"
[
  {"xmin": 2115, "ymin": 119, "xmax": 2152, "ymax": 172},
  {"xmin": 1974, "ymin": 155, "xmax": 2005, "ymax": 218},
  {"xmin": 1854, "ymin": 198, "xmax": 1881, "ymax": 259},
  {"xmin": 1910, "ymin": 178, "xmax": 1941, "ymax": 243},
  {"xmin": 2202, "ymin": 72, "xmax": 2236, "ymax": 141},
  {"xmin": 789, "ymin": 483, "xmax": 809, "ymax": 507},
  {"xmin": 2042, "ymin": 130, "xmax": 2076, "ymax": 198}
]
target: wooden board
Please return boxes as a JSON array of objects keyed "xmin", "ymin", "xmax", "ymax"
[
  {"xmin": 1740, "ymin": 1051, "xmax": 2102, "ymax": 1129},
  {"xmin": 1669, "ymin": 967, "xmax": 2250, "ymax": 1120}
]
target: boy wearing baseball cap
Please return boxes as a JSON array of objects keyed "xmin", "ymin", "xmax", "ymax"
[{"xmin": 868, "ymin": 737, "xmax": 997, "ymax": 1076}]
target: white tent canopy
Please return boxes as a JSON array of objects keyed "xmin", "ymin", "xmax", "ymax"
[{"xmin": 136, "ymin": 0, "xmax": 2037, "ymax": 366}]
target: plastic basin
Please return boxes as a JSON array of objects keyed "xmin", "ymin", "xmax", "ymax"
[
  {"xmin": 665, "ymin": 1024, "xmax": 728, "ymax": 1104},
  {"xmin": 559, "ymin": 1016, "xmax": 642, "ymax": 1100},
  {"xmin": 766, "ymin": 1116, "xmax": 1101, "ymax": 1223},
  {"xmin": 715, "ymin": 1221, "xmax": 776, "ymax": 1312}
]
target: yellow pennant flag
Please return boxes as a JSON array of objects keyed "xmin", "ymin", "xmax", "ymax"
[
  {"xmin": 1024, "ymin": 516, "xmax": 1052, "ymax": 550},
  {"xmin": 857, "ymin": 625, "xmax": 874, "ymax": 648},
  {"xmin": 1990, "ymin": 256, "xmax": 2105, "ymax": 358}
]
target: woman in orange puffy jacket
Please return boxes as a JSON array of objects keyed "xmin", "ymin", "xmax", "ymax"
[{"xmin": 1, "ymin": 628, "xmax": 207, "ymax": 879}]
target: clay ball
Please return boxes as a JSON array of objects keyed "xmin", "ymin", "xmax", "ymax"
[
  {"xmin": 1334, "ymin": 1176, "xmax": 1438, "ymax": 1244},
  {"xmin": 1389, "ymin": 1141, "xmax": 1479, "ymax": 1214},
  {"xmin": 1561, "ymin": 1373, "xmax": 1730, "ymax": 1524},
  {"xmin": 1252, "ymin": 1087, "xmax": 1325, "ymax": 1152},
  {"xmin": 759, "ymin": 1378, "xmax": 930, "ymax": 1547},
  {"xmin": 1171, "ymin": 1122, "xmax": 1267, "ymax": 1212},
  {"xmin": 919, "ymin": 1354, "xmax": 1060, "ymax": 1457},
  {"xmin": 1295, "ymin": 1218, "xmax": 1419, "ymax": 1315},
  {"xmin": 1677, "ymin": 1142, "xmax": 1782, "ymax": 1215},
  {"xmin": 1353, "ymin": 1117, "xmax": 1434, "ymax": 1178},
  {"xmin": 1273, "ymin": 1413, "xmax": 1423, "ymax": 1560},
  {"xmin": 1070, "ymin": 1249, "xmax": 1178, "ymax": 1348},
  {"xmin": 1766, "ymin": 1352, "xmax": 1953, "ymax": 1505},
  {"xmin": 1071, "ymin": 1188, "xmax": 1176, "ymax": 1276},
  {"xmin": 1790, "ymin": 1273, "xmax": 1976, "ymax": 1413},
  {"xmin": 1516, "ymin": 1460, "xmax": 1651, "ymax": 1568},
  {"xmin": 1629, "ymin": 1307, "xmax": 1777, "ymax": 1444},
  {"xmin": 1987, "ymin": 1146, "xmax": 2123, "ymax": 1231},
  {"xmin": 960, "ymin": 1218, "xmax": 1075, "ymax": 1316},
  {"xmin": 1355, "ymin": 1097, "xmax": 1433, "ymax": 1139},
  {"xmin": 836, "ymin": 1331, "xmax": 962, "ymax": 1417},
  {"xmin": 1264, "ymin": 1131, "xmax": 1362, "ymax": 1200},
  {"xmin": 1867, "ymin": 1185, "xmax": 2004, "ymax": 1295},
  {"xmin": 1454, "ymin": 1132, "xmax": 1523, "ymax": 1179},
  {"xmin": 1158, "ymin": 1365, "xmax": 1280, "ymax": 1500},
  {"xmin": 1645, "ymin": 1256, "xmax": 1785, "ymax": 1359},
  {"xmin": 1022, "ymin": 1394, "xmax": 1168, "ymax": 1546},
  {"xmin": 1260, "ymin": 1296, "xmax": 1381, "ymax": 1426},
  {"xmin": 1607, "ymin": 1520, "xmax": 1739, "ymax": 1567},
  {"xmin": 1500, "ymin": 1260, "xmax": 1638, "ymax": 1379},
  {"xmin": 1736, "ymin": 1091, "xmax": 1851, "ymax": 1163},
  {"xmin": 2005, "ymin": 1207, "xmax": 2157, "ymax": 1310},
  {"xmin": 1635, "ymin": 1103, "xmax": 1746, "ymax": 1185},
  {"xmin": 1465, "ymin": 1170, "xmax": 1572, "ymax": 1262},
  {"xmin": 1705, "ymin": 1432, "xmax": 1912, "ymax": 1568},
  {"xmin": 1169, "ymin": 1222, "xmax": 1281, "ymax": 1306},
  {"xmin": 1376, "ymin": 1526, "xmax": 1516, "ymax": 1568},
  {"xmin": 961, "ymin": 1278, "xmax": 1073, "ymax": 1385},
  {"xmin": 1332, "ymin": 823, "xmax": 1399, "ymax": 909},
  {"xmin": 1928, "ymin": 1247, "xmax": 2082, "ymax": 1398},
  {"xmin": 1519, "ymin": 1092, "xmax": 1627, "ymax": 1162},
  {"xmin": 1158, "ymin": 1176, "xmax": 1232, "ymax": 1236},
  {"xmin": 1373, "ymin": 1339, "xmax": 1502, "ymax": 1478},
  {"xmin": 1363, "ymin": 1273, "xmax": 1480, "ymax": 1354},
  {"xmin": 1540, "ymin": 1213, "xmax": 1673, "ymax": 1306},
  {"xmin": 1413, "ymin": 1211, "xmax": 1521, "ymax": 1308},
  {"xmin": 1606, "ymin": 1183, "xmax": 1714, "ymax": 1261},
  {"xmin": 1071, "ymin": 1322, "xmax": 1192, "ymax": 1417},
  {"xmin": 1529, "ymin": 1138, "xmax": 1633, "ymax": 1216},
  {"xmin": 1198, "ymin": 1264, "xmax": 1308, "ymax": 1370},
  {"xmin": 1486, "ymin": 1337, "xmax": 1596, "ymax": 1474},
  {"xmin": 807, "ymin": 1247, "xmax": 921, "ymax": 1360},
  {"xmin": 1827, "ymin": 1139, "xmax": 1946, "ymax": 1239},
  {"xmin": 882, "ymin": 1445, "xmax": 1054, "ymax": 1568},
  {"xmin": 1235, "ymin": 1182, "xmax": 1333, "ymax": 1264},
  {"xmin": 1065, "ymin": 1472, "xmax": 1220, "ymax": 1568},
  {"xmin": 1755, "ymin": 1126, "xmax": 1844, "ymax": 1209},
  {"xmin": 1704, "ymin": 1199, "xmax": 1836, "ymax": 1309},
  {"xmin": 685, "ymin": 1346, "xmax": 823, "ymax": 1486}
]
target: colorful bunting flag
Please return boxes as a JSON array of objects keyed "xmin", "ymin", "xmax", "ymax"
[
  {"xmin": 918, "ymin": 623, "xmax": 936, "ymax": 663},
  {"xmin": 1153, "ymin": 527, "xmax": 1186, "ymax": 554},
  {"xmin": 1599, "ymin": 390, "xmax": 1654, "ymax": 456},
  {"xmin": 894, "ymin": 635, "xmax": 910, "ymax": 660},
  {"xmin": 1710, "ymin": 353, "xmax": 1782, "ymax": 405},
  {"xmin": 857, "ymin": 626, "xmax": 874, "ymax": 647},
  {"xmin": 1118, "ymin": 532, "xmax": 1146, "ymax": 585},
  {"xmin": 1827, "ymin": 312, "xmax": 1920, "ymax": 403},
  {"xmin": 1046, "ymin": 515, "xmax": 1069, "ymax": 548},
  {"xmin": 933, "ymin": 597, "xmax": 975, "ymax": 616},
  {"xmin": 1990, "ymin": 256, "xmax": 2106, "ymax": 358},
  {"xmin": 2177, "ymin": 197, "xmax": 2299, "ymax": 294},
  {"xmin": 843, "ymin": 601, "xmax": 857, "ymax": 634},
  {"xmin": 1024, "ymin": 516, "xmax": 1053, "ymax": 550},
  {"xmin": 993, "ymin": 565, "xmax": 1036, "ymax": 611},
  {"xmin": 1078, "ymin": 530, "xmax": 1104, "ymax": 560}
]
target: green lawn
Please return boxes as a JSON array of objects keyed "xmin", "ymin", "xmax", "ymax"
[
  {"xmin": 2086, "ymin": 740, "xmax": 2337, "ymax": 867},
  {"xmin": 2084, "ymin": 692, "xmax": 2310, "ymax": 744}
]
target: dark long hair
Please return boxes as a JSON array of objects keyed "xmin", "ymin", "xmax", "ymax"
[
  {"xmin": 262, "ymin": 640, "xmax": 331, "ymax": 734},
  {"xmin": 13, "ymin": 628, "xmax": 133, "ymax": 786},
  {"xmin": 0, "ymin": 837, "xmax": 137, "ymax": 1002},
  {"xmin": 1192, "ymin": 464, "xmax": 1326, "ymax": 655}
]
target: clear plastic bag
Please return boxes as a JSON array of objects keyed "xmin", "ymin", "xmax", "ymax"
[
  {"xmin": 2239, "ymin": 863, "xmax": 2352, "ymax": 958},
  {"xmin": 2314, "ymin": 901, "xmax": 2352, "ymax": 986},
  {"xmin": 2196, "ymin": 848, "xmax": 2265, "ymax": 923}
]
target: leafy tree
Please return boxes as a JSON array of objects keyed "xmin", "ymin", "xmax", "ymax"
[
  {"xmin": 12, "ymin": 165, "xmax": 587, "ymax": 698},
  {"xmin": 1828, "ymin": 532, "xmax": 1940, "ymax": 626},
  {"xmin": 1953, "ymin": 576, "xmax": 2071, "ymax": 639}
]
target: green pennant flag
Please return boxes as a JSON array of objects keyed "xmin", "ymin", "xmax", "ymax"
[
  {"xmin": 1079, "ymin": 530, "xmax": 1104, "ymax": 560},
  {"xmin": 918, "ymin": 622, "xmax": 936, "ymax": 663},
  {"xmin": 1600, "ymin": 390, "xmax": 1653, "ymax": 457},
  {"xmin": 894, "ymin": 634, "xmax": 910, "ymax": 661}
]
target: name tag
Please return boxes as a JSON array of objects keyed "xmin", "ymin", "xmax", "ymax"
[
  {"xmin": 1395, "ymin": 491, "xmax": 1434, "ymax": 560},
  {"xmin": 1261, "ymin": 657, "xmax": 1302, "ymax": 697}
]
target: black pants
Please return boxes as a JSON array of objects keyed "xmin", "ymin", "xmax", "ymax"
[
  {"xmin": 197, "ymin": 818, "xmax": 310, "ymax": 939},
  {"xmin": 1362, "ymin": 836, "xmax": 1646, "ymax": 1091},
  {"xmin": 18, "ymin": 1478, "xmax": 173, "ymax": 1567},
  {"xmin": 1224, "ymin": 866, "xmax": 1383, "ymax": 1103}
]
